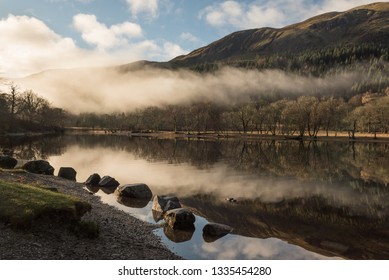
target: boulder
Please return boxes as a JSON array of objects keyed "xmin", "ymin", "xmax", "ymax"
[
  {"xmin": 22, "ymin": 160, "xmax": 54, "ymax": 175},
  {"xmin": 152, "ymin": 195, "xmax": 181, "ymax": 213},
  {"xmin": 116, "ymin": 183, "xmax": 152, "ymax": 199},
  {"xmin": 98, "ymin": 176, "xmax": 119, "ymax": 189},
  {"xmin": 164, "ymin": 208, "xmax": 195, "ymax": 230},
  {"xmin": 58, "ymin": 167, "xmax": 77, "ymax": 181},
  {"xmin": 85, "ymin": 173, "xmax": 101, "ymax": 186},
  {"xmin": 202, "ymin": 223, "xmax": 232, "ymax": 242},
  {"xmin": 0, "ymin": 155, "xmax": 17, "ymax": 169}
]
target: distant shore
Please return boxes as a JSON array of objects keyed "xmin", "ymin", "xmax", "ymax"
[
  {"xmin": 0, "ymin": 170, "xmax": 181, "ymax": 260},
  {"xmin": 2, "ymin": 128, "xmax": 388, "ymax": 143},
  {"xmin": 64, "ymin": 128, "xmax": 389, "ymax": 143}
]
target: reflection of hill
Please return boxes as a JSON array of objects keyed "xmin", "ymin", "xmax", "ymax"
[{"xmin": 181, "ymin": 195, "xmax": 389, "ymax": 259}]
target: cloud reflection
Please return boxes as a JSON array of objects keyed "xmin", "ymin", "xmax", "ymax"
[{"xmin": 198, "ymin": 235, "xmax": 336, "ymax": 260}]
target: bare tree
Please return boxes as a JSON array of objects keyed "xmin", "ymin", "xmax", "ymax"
[
  {"xmin": 18, "ymin": 90, "xmax": 50, "ymax": 125},
  {"xmin": 4, "ymin": 83, "xmax": 21, "ymax": 132}
]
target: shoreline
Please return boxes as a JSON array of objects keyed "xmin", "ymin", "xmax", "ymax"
[
  {"xmin": 0, "ymin": 170, "xmax": 181, "ymax": 260},
  {"xmin": 65, "ymin": 129, "xmax": 389, "ymax": 143},
  {"xmin": 2, "ymin": 129, "xmax": 389, "ymax": 143}
]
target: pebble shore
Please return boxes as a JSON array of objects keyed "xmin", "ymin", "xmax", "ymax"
[{"xmin": 0, "ymin": 170, "xmax": 181, "ymax": 260}]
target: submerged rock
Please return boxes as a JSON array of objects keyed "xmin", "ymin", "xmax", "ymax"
[
  {"xmin": 22, "ymin": 160, "xmax": 54, "ymax": 175},
  {"xmin": 164, "ymin": 208, "xmax": 195, "ymax": 230},
  {"xmin": 0, "ymin": 155, "xmax": 17, "ymax": 169},
  {"xmin": 58, "ymin": 167, "xmax": 77, "ymax": 181}
]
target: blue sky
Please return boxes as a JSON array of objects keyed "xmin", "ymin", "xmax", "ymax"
[{"xmin": 0, "ymin": 0, "xmax": 383, "ymax": 77}]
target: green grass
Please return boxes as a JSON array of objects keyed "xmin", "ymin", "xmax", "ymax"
[{"xmin": 0, "ymin": 179, "xmax": 91, "ymax": 229}]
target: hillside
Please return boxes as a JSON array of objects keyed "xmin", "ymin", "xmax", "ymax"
[{"xmin": 169, "ymin": 2, "xmax": 389, "ymax": 69}]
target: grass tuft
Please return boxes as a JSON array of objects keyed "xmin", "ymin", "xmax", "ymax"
[{"xmin": 0, "ymin": 179, "xmax": 91, "ymax": 229}]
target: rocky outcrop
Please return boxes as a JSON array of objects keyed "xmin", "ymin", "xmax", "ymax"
[
  {"xmin": 116, "ymin": 184, "xmax": 152, "ymax": 199},
  {"xmin": 164, "ymin": 208, "xmax": 195, "ymax": 230},
  {"xmin": 0, "ymin": 155, "xmax": 17, "ymax": 169},
  {"xmin": 58, "ymin": 167, "xmax": 77, "ymax": 181},
  {"xmin": 85, "ymin": 173, "xmax": 101, "ymax": 186},
  {"xmin": 22, "ymin": 160, "xmax": 54, "ymax": 175}
]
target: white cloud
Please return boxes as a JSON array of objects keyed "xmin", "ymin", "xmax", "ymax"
[
  {"xmin": 317, "ymin": 0, "xmax": 380, "ymax": 13},
  {"xmin": 162, "ymin": 42, "xmax": 187, "ymax": 60},
  {"xmin": 180, "ymin": 32, "xmax": 199, "ymax": 43},
  {"xmin": 0, "ymin": 14, "xmax": 79, "ymax": 77},
  {"xmin": 126, "ymin": 0, "xmax": 159, "ymax": 19},
  {"xmin": 200, "ymin": 1, "xmax": 285, "ymax": 30},
  {"xmin": 0, "ymin": 14, "xmax": 185, "ymax": 77},
  {"xmin": 73, "ymin": 14, "xmax": 142, "ymax": 50},
  {"xmin": 200, "ymin": 0, "xmax": 379, "ymax": 30}
]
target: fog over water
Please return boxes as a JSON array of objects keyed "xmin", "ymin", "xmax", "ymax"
[{"xmin": 15, "ymin": 66, "xmax": 360, "ymax": 113}]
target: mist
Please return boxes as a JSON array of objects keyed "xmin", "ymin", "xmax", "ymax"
[{"xmin": 14, "ymin": 66, "xmax": 361, "ymax": 114}]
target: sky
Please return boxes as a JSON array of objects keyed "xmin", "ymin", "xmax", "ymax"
[{"xmin": 0, "ymin": 0, "xmax": 385, "ymax": 77}]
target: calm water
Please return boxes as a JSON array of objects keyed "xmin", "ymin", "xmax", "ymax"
[{"xmin": 1, "ymin": 134, "xmax": 389, "ymax": 259}]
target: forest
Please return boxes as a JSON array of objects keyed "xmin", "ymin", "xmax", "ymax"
[
  {"xmin": 1, "ymin": 81, "xmax": 388, "ymax": 139},
  {"xmin": 70, "ymin": 92, "xmax": 389, "ymax": 138}
]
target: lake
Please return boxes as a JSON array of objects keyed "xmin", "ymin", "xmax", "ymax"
[{"xmin": 1, "ymin": 133, "xmax": 389, "ymax": 260}]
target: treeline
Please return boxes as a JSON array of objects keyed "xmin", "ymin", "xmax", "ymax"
[
  {"xmin": 189, "ymin": 44, "xmax": 389, "ymax": 95},
  {"xmin": 0, "ymin": 83, "xmax": 66, "ymax": 133},
  {"xmin": 71, "ymin": 92, "xmax": 389, "ymax": 139}
]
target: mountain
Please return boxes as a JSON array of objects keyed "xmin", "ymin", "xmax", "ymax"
[{"xmin": 168, "ymin": 2, "xmax": 389, "ymax": 69}]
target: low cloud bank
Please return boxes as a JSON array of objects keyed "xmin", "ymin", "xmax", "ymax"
[{"xmin": 15, "ymin": 66, "xmax": 360, "ymax": 114}]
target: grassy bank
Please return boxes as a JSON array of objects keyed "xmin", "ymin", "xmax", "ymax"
[{"xmin": 0, "ymin": 178, "xmax": 91, "ymax": 229}]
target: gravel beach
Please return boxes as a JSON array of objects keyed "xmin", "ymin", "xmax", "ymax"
[{"xmin": 0, "ymin": 170, "xmax": 181, "ymax": 260}]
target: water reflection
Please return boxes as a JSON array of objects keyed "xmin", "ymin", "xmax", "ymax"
[
  {"xmin": 1, "ymin": 134, "xmax": 389, "ymax": 259},
  {"xmin": 117, "ymin": 196, "xmax": 150, "ymax": 208},
  {"xmin": 163, "ymin": 225, "xmax": 196, "ymax": 243}
]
